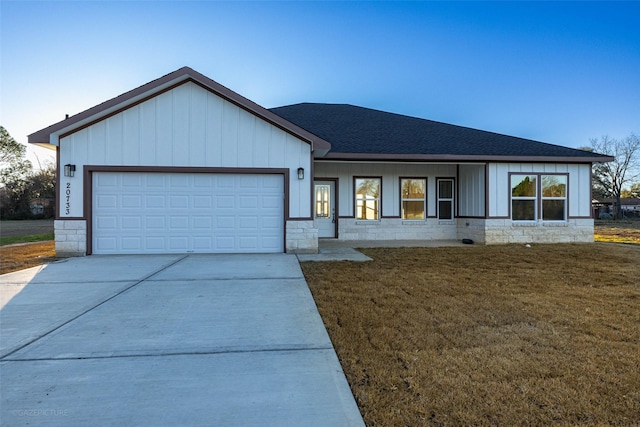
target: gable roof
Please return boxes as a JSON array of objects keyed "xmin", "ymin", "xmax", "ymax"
[
  {"xmin": 270, "ymin": 103, "xmax": 613, "ymax": 163},
  {"xmin": 28, "ymin": 67, "xmax": 331, "ymax": 154}
]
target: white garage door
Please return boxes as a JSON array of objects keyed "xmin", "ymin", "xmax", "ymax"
[{"xmin": 92, "ymin": 172, "xmax": 284, "ymax": 254}]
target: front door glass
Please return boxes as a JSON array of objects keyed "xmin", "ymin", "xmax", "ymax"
[{"xmin": 315, "ymin": 181, "xmax": 336, "ymax": 238}]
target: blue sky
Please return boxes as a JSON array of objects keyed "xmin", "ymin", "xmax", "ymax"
[{"xmin": 1, "ymin": 1, "xmax": 638, "ymax": 167}]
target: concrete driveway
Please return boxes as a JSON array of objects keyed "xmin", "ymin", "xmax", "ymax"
[{"xmin": 0, "ymin": 254, "xmax": 364, "ymax": 426}]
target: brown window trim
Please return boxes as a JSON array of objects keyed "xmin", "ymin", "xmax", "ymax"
[{"xmin": 436, "ymin": 177, "xmax": 456, "ymax": 220}]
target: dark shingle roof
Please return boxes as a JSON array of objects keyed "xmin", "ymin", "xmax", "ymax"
[{"xmin": 269, "ymin": 103, "xmax": 611, "ymax": 162}]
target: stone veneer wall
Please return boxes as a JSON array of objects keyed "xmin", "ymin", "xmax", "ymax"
[
  {"xmin": 54, "ymin": 220, "xmax": 87, "ymax": 257},
  {"xmin": 334, "ymin": 217, "xmax": 594, "ymax": 244},
  {"xmin": 338, "ymin": 218, "xmax": 458, "ymax": 240},
  {"xmin": 457, "ymin": 218, "xmax": 487, "ymax": 243},
  {"xmin": 286, "ymin": 220, "xmax": 318, "ymax": 254},
  {"xmin": 484, "ymin": 218, "xmax": 594, "ymax": 244}
]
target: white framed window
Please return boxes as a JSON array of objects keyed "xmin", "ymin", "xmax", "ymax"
[
  {"xmin": 511, "ymin": 175, "xmax": 537, "ymax": 221},
  {"xmin": 511, "ymin": 174, "xmax": 568, "ymax": 222},
  {"xmin": 401, "ymin": 178, "xmax": 426, "ymax": 220},
  {"xmin": 437, "ymin": 179, "xmax": 454, "ymax": 220},
  {"xmin": 541, "ymin": 175, "xmax": 567, "ymax": 221},
  {"xmin": 355, "ymin": 178, "xmax": 380, "ymax": 220}
]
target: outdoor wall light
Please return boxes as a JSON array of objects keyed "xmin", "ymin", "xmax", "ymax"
[
  {"xmin": 297, "ymin": 167, "xmax": 304, "ymax": 180},
  {"xmin": 64, "ymin": 164, "xmax": 76, "ymax": 177}
]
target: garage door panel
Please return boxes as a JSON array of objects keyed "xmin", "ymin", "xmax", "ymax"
[
  {"xmin": 170, "ymin": 175, "xmax": 189, "ymax": 187},
  {"xmin": 145, "ymin": 237, "xmax": 165, "ymax": 250},
  {"xmin": 146, "ymin": 217, "xmax": 165, "ymax": 229},
  {"xmin": 170, "ymin": 216, "xmax": 189, "ymax": 229},
  {"xmin": 169, "ymin": 237, "xmax": 189, "ymax": 250},
  {"xmin": 239, "ymin": 217, "xmax": 258, "ymax": 229},
  {"xmin": 239, "ymin": 176, "xmax": 258, "ymax": 188},
  {"xmin": 262, "ymin": 216, "xmax": 282, "ymax": 229},
  {"xmin": 96, "ymin": 237, "xmax": 117, "ymax": 251},
  {"xmin": 193, "ymin": 236, "xmax": 213, "ymax": 249},
  {"xmin": 261, "ymin": 240, "xmax": 281, "ymax": 252},
  {"xmin": 193, "ymin": 217, "xmax": 212, "ymax": 229},
  {"xmin": 193, "ymin": 195, "xmax": 213, "ymax": 208},
  {"xmin": 262, "ymin": 195, "xmax": 281, "ymax": 209},
  {"xmin": 239, "ymin": 236, "xmax": 258, "ymax": 249},
  {"xmin": 122, "ymin": 174, "xmax": 142, "ymax": 187},
  {"xmin": 193, "ymin": 175, "xmax": 213, "ymax": 187},
  {"xmin": 121, "ymin": 237, "xmax": 142, "ymax": 250},
  {"xmin": 93, "ymin": 172, "xmax": 284, "ymax": 254},
  {"xmin": 96, "ymin": 216, "xmax": 117, "ymax": 229},
  {"xmin": 216, "ymin": 195, "xmax": 234, "ymax": 208},
  {"xmin": 215, "ymin": 236, "xmax": 235, "ymax": 250},
  {"xmin": 146, "ymin": 174, "xmax": 165, "ymax": 187},
  {"xmin": 216, "ymin": 216, "xmax": 235, "ymax": 229},
  {"xmin": 239, "ymin": 196, "xmax": 258, "ymax": 208},
  {"xmin": 145, "ymin": 195, "xmax": 165, "ymax": 208},
  {"xmin": 96, "ymin": 195, "xmax": 117, "ymax": 208},
  {"xmin": 121, "ymin": 216, "xmax": 141, "ymax": 230},
  {"xmin": 170, "ymin": 195, "xmax": 189, "ymax": 209},
  {"xmin": 97, "ymin": 174, "xmax": 118, "ymax": 187},
  {"xmin": 122, "ymin": 195, "xmax": 142, "ymax": 208}
]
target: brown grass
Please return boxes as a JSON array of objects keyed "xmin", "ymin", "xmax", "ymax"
[
  {"xmin": 595, "ymin": 219, "xmax": 640, "ymax": 245},
  {"xmin": 0, "ymin": 242, "xmax": 58, "ymax": 275},
  {"xmin": 301, "ymin": 244, "xmax": 640, "ymax": 426}
]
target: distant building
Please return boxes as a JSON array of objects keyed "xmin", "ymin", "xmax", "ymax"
[
  {"xmin": 592, "ymin": 198, "xmax": 640, "ymax": 218},
  {"xmin": 29, "ymin": 198, "xmax": 54, "ymax": 217}
]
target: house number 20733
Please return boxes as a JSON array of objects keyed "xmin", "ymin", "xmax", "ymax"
[{"xmin": 65, "ymin": 183, "xmax": 71, "ymax": 215}]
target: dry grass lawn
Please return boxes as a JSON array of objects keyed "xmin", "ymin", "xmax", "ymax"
[
  {"xmin": 0, "ymin": 241, "xmax": 58, "ymax": 275},
  {"xmin": 301, "ymin": 244, "xmax": 640, "ymax": 426},
  {"xmin": 595, "ymin": 219, "xmax": 640, "ymax": 245}
]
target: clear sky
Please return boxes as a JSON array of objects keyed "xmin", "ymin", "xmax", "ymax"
[{"xmin": 1, "ymin": 1, "xmax": 638, "ymax": 167}]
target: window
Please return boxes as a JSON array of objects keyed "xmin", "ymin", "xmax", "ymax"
[
  {"xmin": 401, "ymin": 178, "xmax": 426, "ymax": 220},
  {"xmin": 315, "ymin": 185, "xmax": 330, "ymax": 218},
  {"xmin": 437, "ymin": 179, "xmax": 454, "ymax": 220},
  {"xmin": 355, "ymin": 178, "xmax": 380, "ymax": 220},
  {"xmin": 511, "ymin": 174, "xmax": 567, "ymax": 222},
  {"xmin": 511, "ymin": 175, "xmax": 537, "ymax": 221},
  {"xmin": 542, "ymin": 175, "xmax": 567, "ymax": 221}
]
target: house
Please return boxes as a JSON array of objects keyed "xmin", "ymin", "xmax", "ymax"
[
  {"xmin": 593, "ymin": 198, "xmax": 640, "ymax": 218},
  {"xmin": 621, "ymin": 198, "xmax": 640, "ymax": 215},
  {"xmin": 29, "ymin": 67, "xmax": 613, "ymax": 256}
]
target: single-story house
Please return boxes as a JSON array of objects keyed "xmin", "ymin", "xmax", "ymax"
[
  {"xmin": 29, "ymin": 67, "xmax": 613, "ymax": 256},
  {"xmin": 593, "ymin": 198, "xmax": 640, "ymax": 218}
]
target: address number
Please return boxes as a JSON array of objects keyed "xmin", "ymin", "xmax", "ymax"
[{"xmin": 65, "ymin": 182, "xmax": 71, "ymax": 215}]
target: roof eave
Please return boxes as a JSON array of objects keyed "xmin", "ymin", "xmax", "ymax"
[
  {"xmin": 28, "ymin": 67, "xmax": 332, "ymax": 152},
  {"xmin": 319, "ymin": 152, "xmax": 615, "ymax": 163}
]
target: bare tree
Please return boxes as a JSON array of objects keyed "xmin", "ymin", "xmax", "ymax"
[
  {"xmin": 590, "ymin": 133, "xmax": 640, "ymax": 219},
  {"xmin": 621, "ymin": 182, "xmax": 640, "ymax": 199}
]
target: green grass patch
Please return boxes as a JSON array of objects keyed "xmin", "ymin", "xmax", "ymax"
[{"xmin": 0, "ymin": 233, "xmax": 55, "ymax": 246}]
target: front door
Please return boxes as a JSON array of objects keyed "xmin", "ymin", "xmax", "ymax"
[{"xmin": 315, "ymin": 181, "xmax": 336, "ymax": 238}]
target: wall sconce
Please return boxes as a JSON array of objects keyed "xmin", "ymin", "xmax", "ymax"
[
  {"xmin": 64, "ymin": 164, "xmax": 76, "ymax": 177},
  {"xmin": 297, "ymin": 167, "xmax": 304, "ymax": 180}
]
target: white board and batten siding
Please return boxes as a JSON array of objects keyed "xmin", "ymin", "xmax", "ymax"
[
  {"xmin": 58, "ymin": 81, "xmax": 311, "ymax": 219},
  {"xmin": 315, "ymin": 162, "xmax": 460, "ymax": 217},
  {"xmin": 486, "ymin": 163, "xmax": 592, "ymax": 218},
  {"xmin": 458, "ymin": 164, "xmax": 485, "ymax": 217}
]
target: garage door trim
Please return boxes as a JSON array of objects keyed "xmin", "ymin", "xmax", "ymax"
[{"xmin": 84, "ymin": 165, "xmax": 290, "ymax": 255}]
